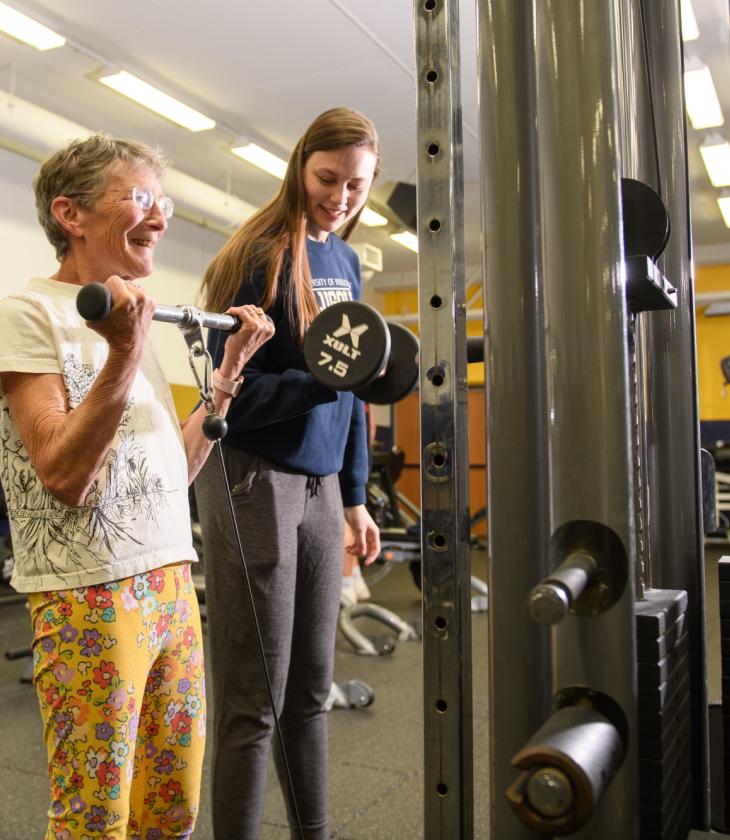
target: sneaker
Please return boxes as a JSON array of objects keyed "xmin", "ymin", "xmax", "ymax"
[
  {"xmin": 341, "ymin": 580, "xmax": 358, "ymax": 607},
  {"xmin": 353, "ymin": 574, "xmax": 371, "ymax": 602},
  {"xmin": 324, "ymin": 682, "xmax": 348, "ymax": 711}
]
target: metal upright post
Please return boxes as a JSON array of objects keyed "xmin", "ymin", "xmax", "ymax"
[
  {"xmin": 534, "ymin": 0, "xmax": 640, "ymax": 836},
  {"xmin": 614, "ymin": 0, "xmax": 656, "ymax": 601},
  {"xmin": 475, "ymin": 1, "xmax": 552, "ymax": 838},
  {"xmin": 413, "ymin": 1, "xmax": 474, "ymax": 838},
  {"xmin": 636, "ymin": 0, "xmax": 710, "ymax": 824}
]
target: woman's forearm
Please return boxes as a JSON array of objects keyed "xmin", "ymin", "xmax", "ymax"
[{"xmin": 2, "ymin": 346, "xmax": 143, "ymax": 506}]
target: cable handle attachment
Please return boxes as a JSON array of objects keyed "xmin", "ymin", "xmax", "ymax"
[{"xmin": 179, "ymin": 312, "xmax": 229, "ymax": 442}]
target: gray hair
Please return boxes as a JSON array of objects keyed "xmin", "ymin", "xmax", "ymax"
[{"xmin": 33, "ymin": 133, "xmax": 168, "ymax": 261}]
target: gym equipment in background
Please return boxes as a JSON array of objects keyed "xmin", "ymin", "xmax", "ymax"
[{"xmin": 415, "ymin": 0, "xmax": 702, "ymax": 837}]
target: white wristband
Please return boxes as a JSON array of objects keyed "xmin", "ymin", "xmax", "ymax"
[{"xmin": 212, "ymin": 368, "xmax": 243, "ymax": 397}]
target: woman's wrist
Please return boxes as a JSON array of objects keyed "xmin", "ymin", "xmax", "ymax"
[
  {"xmin": 218, "ymin": 346, "xmax": 248, "ymax": 380},
  {"xmin": 212, "ymin": 368, "xmax": 243, "ymax": 397}
]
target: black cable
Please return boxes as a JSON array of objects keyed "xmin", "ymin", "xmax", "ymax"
[
  {"xmin": 212, "ymin": 440, "xmax": 305, "ymax": 840},
  {"xmin": 638, "ymin": 0, "xmax": 664, "ymax": 200}
]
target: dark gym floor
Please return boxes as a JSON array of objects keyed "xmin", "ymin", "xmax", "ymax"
[
  {"xmin": 0, "ymin": 552, "xmax": 490, "ymax": 840},
  {"xmin": 0, "ymin": 545, "xmax": 725, "ymax": 840}
]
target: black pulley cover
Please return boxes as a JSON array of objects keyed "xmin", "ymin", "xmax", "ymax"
[{"xmin": 621, "ymin": 177, "xmax": 670, "ymax": 261}]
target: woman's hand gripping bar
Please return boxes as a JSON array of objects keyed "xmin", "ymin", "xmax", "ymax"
[{"xmin": 76, "ymin": 281, "xmax": 273, "ymax": 332}]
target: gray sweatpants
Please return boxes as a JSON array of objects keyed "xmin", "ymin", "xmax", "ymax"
[{"xmin": 194, "ymin": 447, "xmax": 344, "ymax": 840}]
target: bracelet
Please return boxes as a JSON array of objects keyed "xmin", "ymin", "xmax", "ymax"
[{"xmin": 212, "ymin": 368, "xmax": 244, "ymax": 397}]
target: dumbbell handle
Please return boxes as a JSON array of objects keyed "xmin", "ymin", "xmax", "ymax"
[
  {"xmin": 377, "ymin": 334, "xmax": 483, "ymax": 374},
  {"xmin": 76, "ymin": 282, "xmax": 243, "ymax": 333},
  {"xmin": 466, "ymin": 336, "xmax": 484, "ymax": 364}
]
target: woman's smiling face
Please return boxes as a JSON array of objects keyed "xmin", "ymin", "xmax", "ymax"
[
  {"xmin": 302, "ymin": 146, "xmax": 377, "ymax": 242},
  {"xmin": 80, "ymin": 162, "xmax": 168, "ymax": 281}
]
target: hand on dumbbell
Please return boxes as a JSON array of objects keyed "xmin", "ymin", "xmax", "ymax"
[
  {"xmin": 76, "ymin": 281, "xmax": 274, "ymax": 335},
  {"xmin": 303, "ymin": 301, "xmax": 419, "ymax": 405},
  {"xmin": 76, "ymin": 277, "xmax": 156, "ymax": 357}
]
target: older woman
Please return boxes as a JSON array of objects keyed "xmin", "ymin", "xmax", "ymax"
[{"xmin": 0, "ymin": 134, "xmax": 273, "ymax": 840}]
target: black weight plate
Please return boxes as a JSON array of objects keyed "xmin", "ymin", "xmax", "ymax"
[
  {"xmin": 303, "ymin": 300, "xmax": 390, "ymax": 391},
  {"xmin": 354, "ymin": 322, "xmax": 419, "ymax": 405}
]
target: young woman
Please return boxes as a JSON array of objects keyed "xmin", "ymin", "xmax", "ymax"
[{"xmin": 194, "ymin": 107, "xmax": 381, "ymax": 840}]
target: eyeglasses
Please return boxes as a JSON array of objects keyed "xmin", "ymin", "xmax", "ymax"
[
  {"xmin": 129, "ymin": 185, "xmax": 174, "ymax": 219},
  {"xmin": 87, "ymin": 185, "xmax": 174, "ymax": 219}
]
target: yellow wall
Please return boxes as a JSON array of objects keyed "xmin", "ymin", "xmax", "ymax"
[
  {"xmin": 170, "ymin": 383, "xmax": 201, "ymax": 421},
  {"xmin": 696, "ymin": 264, "xmax": 730, "ymax": 421}
]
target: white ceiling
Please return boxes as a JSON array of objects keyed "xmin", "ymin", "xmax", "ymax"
[
  {"xmin": 684, "ymin": 0, "xmax": 730, "ymax": 258},
  {"xmin": 0, "ymin": 0, "xmax": 727, "ymax": 283}
]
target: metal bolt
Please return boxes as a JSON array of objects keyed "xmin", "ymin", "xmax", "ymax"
[
  {"xmin": 528, "ymin": 583, "xmax": 570, "ymax": 624},
  {"xmin": 525, "ymin": 766, "xmax": 574, "ymax": 818}
]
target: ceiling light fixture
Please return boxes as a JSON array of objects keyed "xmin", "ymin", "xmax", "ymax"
[
  {"xmin": 684, "ymin": 61, "xmax": 724, "ymax": 129},
  {"xmin": 359, "ymin": 207, "xmax": 388, "ymax": 227},
  {"xmin": 680, "ymin": 0, "xmax": 700, "ymax": 41},
  {"xmin": 0, "ymin": 1, "xmax": 64, "ymax": 50},
  {"xmin": 699, "ymin": 135, "xmax": 730, "ymax": 187},
  {"xmin": 0, "ymin": 89, "xmax": 253, "ymax": 229},
  {"xmin": 98, "ymin": 70, "xmax": 215, "ymax": 132},
  {"xmin": 719, "ymin": 193, "xmax": 730, "ymax": 228},
  {"xmin": 231, "ymin": 141, "xmax": 288, "ymax": 179},
  {"xmin": 390, "ymin": 231, "xmax": 419, "ymax": 253}
]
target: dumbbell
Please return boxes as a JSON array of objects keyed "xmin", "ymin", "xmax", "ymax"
[
  {"xmin": 303, "ymin": 300, "xmax": 486, "ymax": 406},
  {"xmin": 303, "ymin": 301, "xmax": 418, "ymax": 405}
]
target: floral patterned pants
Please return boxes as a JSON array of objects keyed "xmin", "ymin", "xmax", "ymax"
[{"xmin": 27, "ymin": 563, "xmax": 206, "ymax": 840}]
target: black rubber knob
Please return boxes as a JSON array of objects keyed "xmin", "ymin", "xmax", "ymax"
[
  {"xmin": 77, "ymin": 283, "xmax": 112, "ymax": 321},
  {"xmin": 202, "ymin": 413, "xmax": 228, "ymax": 441}
]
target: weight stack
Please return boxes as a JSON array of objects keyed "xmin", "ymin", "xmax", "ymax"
[
  {"xmin": 635, "ymin": 588, "xmax": 692, "ymax": 840},
  {"xmin": 720, "ymin": 558, "xmax": 730, "ymax": 830}
]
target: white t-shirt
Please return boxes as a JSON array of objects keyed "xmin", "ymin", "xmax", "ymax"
[{"xmin": 0, "ymin": 277, "xmax": 197, "ymax": 592}]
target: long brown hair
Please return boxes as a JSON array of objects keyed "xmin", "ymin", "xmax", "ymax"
[{"xmin": 200, "ymin": 107, "xmax": 380, "ymax": 341}]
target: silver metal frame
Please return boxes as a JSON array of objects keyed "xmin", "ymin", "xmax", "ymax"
[{"xmin": 414, "ymin": 1, "xmax": 474, "ymax": 837}]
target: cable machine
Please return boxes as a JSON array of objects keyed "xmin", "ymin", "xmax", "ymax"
[{"xmin": 414, "ymin": 1, "xmax": 707, "ymax": 837}]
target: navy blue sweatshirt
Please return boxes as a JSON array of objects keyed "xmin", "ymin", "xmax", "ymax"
[{"xmin": 207, "ymin": 234, "xmax": 368, "ymax": 507}]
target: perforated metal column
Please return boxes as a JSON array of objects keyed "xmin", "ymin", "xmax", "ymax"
[{"xmin": 413, "ymin": 1, "xmax": 474, "ymax": 838}]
